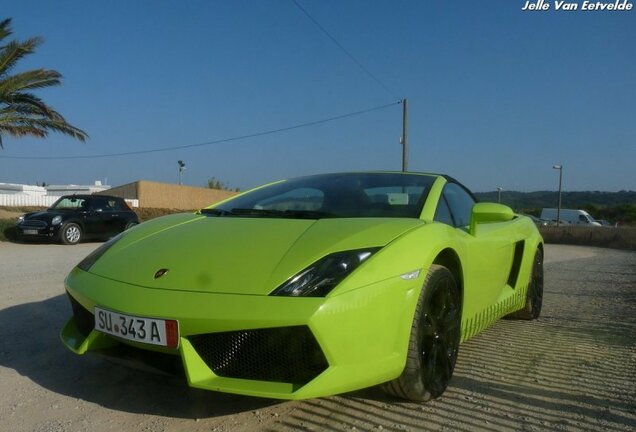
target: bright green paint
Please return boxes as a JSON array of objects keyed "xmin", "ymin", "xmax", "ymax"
[
  {"xmin": 469, "ymin": 202, "xmax": 515, "ymax": 235},
  {"xmin": 60, "ymin": 172, "xmax": 543, "ymax": 399}
]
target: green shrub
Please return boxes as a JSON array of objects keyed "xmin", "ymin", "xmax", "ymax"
[{"xmin": 0, "ymin": 218, "xmax": 19, "ymax": 242}]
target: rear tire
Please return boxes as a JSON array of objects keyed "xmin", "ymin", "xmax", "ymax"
[
  {"xmin": 125, "ymin": 221, "xmax": 138, "ymax": 230},
  {"xmin": 507, "ymin": 248, "xmax": 543, "ymax": 320},
  {"xmin": 381, "ymin": 264, "xmax": 461, "ymax": 402},
  {"xmin": 60, "ymin": 223, "xmax": 82, "ymax": 245}
]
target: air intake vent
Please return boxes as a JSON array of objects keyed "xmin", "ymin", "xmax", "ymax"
[
  {"xmin": 67, "ymin": 292, "xmax": 94, "ymax": 337},
  {"xmin": 189, "ymin": 326, "xmax": 328, "ymax": 385}
]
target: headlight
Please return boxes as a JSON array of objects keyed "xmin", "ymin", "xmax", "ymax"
[
  {"xmin": 51, "ymin": 216, "xmax": 63, "ymax": 225},
  {"xmin": 17, "ymin": 215, "xmax": 24, "ymax": 223},
  {"xmin": 77, "ymin": 232, "xmax": 125, "ymax": 272},
  {"xmin": 271, "ymin": 248, "xmax": 380, "ymax": 297}
]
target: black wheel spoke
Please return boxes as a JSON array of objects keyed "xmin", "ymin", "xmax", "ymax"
[
  {"xmin": 423, "ymin": 342, "xmax": 439, "ymax": 384},
  {"xmin": 421, "ymin": 324, "xmax": 435, "ymax": 337},
  {"xmin": 441, "ymin": 309, "xmax": 459, "ymax": 331},
  {"xmin": 436, "ymin": 347, "xmax": 454, "ymax": 382}
]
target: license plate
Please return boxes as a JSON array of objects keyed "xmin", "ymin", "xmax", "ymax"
[
  {"xmin": 94, "ymin": 307, "xmax": 179, "ymax": 348},
  {"xmin": 23, "ymin": 229, "xmax": 38, "ymax": 235}
]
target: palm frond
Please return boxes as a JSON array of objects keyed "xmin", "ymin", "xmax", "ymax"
[
  {"xmin": 0, "ymin": 19, "xmax": 12, "ymax": 44},
  {"xmin": 0, "ymin": 37, "xmax": 42, "ymax": 75},
  {"xmin": 0, "ymin": 17, "xmax": 87, "ymax": 148},
  {"xmin": 0, "ymin": 91, "xmax": 64, "ymax": 120},
  {"xmin": 0, "ymin": 69, "xmax": 62, "ymax": 95},
  {"xmin": 0, "ymin": 115, "xmax": 87, "ymax": 142}
]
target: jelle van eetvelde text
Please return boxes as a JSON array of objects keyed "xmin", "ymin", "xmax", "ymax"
[{"xmin": 522, "ymin": 0, "xmax": 633, "ymax": 11}]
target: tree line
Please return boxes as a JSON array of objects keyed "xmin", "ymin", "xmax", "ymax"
[{"xmin": 474, "ymin": 190, "xmax": 636, "ymax": 224}]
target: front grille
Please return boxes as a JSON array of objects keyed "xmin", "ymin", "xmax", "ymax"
[
  {"xmin": 94, "ymin": 344, "xmax": 184, "ymax": 377},
  {"xmin": 189, "ymin": 326, "xmax": 329, "ymax": 385},
  {"xmin": 67, "ymin": 293, "xmax": 94, "ymax": 337},
  {"xmin": 22, "ymin": 220, "xmax": 47, "ymax": 228}
]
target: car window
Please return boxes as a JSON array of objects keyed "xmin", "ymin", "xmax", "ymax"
[
  {"xmin": 50, "ymin": 197, "xmax": 87, "ymax": 210},
  {"xmin": 443, "ymin": 183, "xmax": 475, "ymax": 229},
  {"xmin": 256, "ymin": 188, "xmax": 324, "ymax": 211},
  {"xmin": 105, "ymin": 199, "xmax": 121, "ymax": 211},
  {"xmin": 434, "ymin": 195, "xmax": 454, "ymax": 226},
  {"xmin": 90, "ymin": 199, "xmax": 104, "ymax": 212},
  {"xmin": 212, "ymin": 173, "xmax": 436, "ymax": 219},
  {"xmin": 111, "ymin": 199, "xmax": 128, "ymax": 211}
]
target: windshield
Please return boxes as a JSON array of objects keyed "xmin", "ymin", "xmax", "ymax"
[
  {"xmin": 206, "ymin": 173, "xmax": 436, "ymax": 219},
  {"xmin": 50, "ymin": 196, "xmax": 88, "ymax": 211}
]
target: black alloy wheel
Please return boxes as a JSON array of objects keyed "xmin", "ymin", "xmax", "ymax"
[
  {"xmin": 381, "ymin": 264, "xmax": 461, "ymax": 401},
  {"xmin": 529, "ymin": 249, "xmax": 544, "ymax": 318},
  {"xmin": 507, "ymin": 248, "xmax": 544, "ymax": 320}
]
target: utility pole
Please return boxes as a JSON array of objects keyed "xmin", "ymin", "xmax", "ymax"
[
  {"xmin": 400, "ymin": 98, "xmax": 409, "ymax": 172},
  {"xmin": 497, "ymin": 187, "xmax": 503, "ymax": 203},
  {"xmin": 401, "ymin": 98, "xmax": 408, "ymax": 172},
  {"xmin": 178, "ymin": 160, "xmax": 186, "ymax": 185},
  {"xmin": 553, "ymin": 164, "xmax": 563, "ymax": 226}
]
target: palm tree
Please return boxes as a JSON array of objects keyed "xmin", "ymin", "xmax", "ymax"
[{"xmin": 0, "ymin": 18, "xmax": 87, "ymax": 148}]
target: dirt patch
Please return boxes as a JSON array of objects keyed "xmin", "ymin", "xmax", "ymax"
[{"xmin": 0, "ymin": 209, "xmax": 23, "ymax": 219}]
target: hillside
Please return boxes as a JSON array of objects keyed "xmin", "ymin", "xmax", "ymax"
[{"xmin": 474, "ymin": 190, "xmax": 636, "ymax": 224}]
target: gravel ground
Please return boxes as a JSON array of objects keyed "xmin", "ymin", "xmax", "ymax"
[{"xmin": 0, "ymin": 242, "xmax": 634, "ymax": 432}]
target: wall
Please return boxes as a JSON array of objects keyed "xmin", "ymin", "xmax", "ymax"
[
  {"xmin": 100, "ymin": 180, "xmax": 237, "ymax": 209},
  {"xmin": 0, "ymin": 194, "xmax": 58, "ymax": 207},
  {"xmin": 539, "ymin": 226, "xmax": 636, "ymax": 251}
]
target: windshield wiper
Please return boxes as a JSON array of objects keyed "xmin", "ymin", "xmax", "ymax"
[
  {"xmin": 200, "ymin": 208, "xmax": 235, "ymax": 217},
  {"xmin": 230, "ymin": 208, "xmax": 335, "ymax": 219},
  {"xmin": 280, "ymin": 209, "xmax": 336, "ymax": 219},
  {"xmin": 201, "ymin": 207, "xmax": 335, "ymax": 219}
]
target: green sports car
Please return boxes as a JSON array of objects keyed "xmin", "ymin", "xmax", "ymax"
[{"xmin": 61, "ymin": 172, "xmax": 543, "ymax": 401}]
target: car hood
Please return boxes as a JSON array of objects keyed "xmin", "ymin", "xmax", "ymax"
[
  {"xmin": 22, "ymin": 210, "xmax": 63, "ymax": 222},
  {"xmin": 88, "ymin": 213, "xmax": 423, "ymax": 295}
]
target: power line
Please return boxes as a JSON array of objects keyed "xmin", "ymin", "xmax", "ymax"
[
  {"xmin": 0, "ymin": 101, "xmax": 401, "ymax": 160},
  {"xmin": 291, "ymin": 0, "xmax": 397, "ymax": 99}
]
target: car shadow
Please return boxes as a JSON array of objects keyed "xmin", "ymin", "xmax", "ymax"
[{"xmin": 0, "ymin": 295, "xmax": 280, "ymax": 419}]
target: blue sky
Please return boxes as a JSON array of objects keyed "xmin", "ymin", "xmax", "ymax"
[{"xmin": 1, "ymin": 0, "xmax": 634, "ymax": 192}]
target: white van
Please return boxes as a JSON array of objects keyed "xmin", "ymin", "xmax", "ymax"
[{"xmin": 540, "ymin": 208, "xmax": 602, "ymax": 226}]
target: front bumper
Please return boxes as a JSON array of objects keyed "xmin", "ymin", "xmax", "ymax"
[
  {"xmin": 17, "ymin": 222, "xmax": 60, "ymax": 239},
  {"xmin": 61, "ymin": 267, "xmax": 420, "ymax": 399}
]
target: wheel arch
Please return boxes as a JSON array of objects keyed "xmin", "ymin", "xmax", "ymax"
[
  {"xmin": 432, "ymin": 248, "xmax": 464, "ymax": 304},
  {"xmin": 62, "ymin": 218, "xmax": 85, "ymax": 231}
]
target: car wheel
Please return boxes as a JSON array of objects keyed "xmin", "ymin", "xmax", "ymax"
[
  {"xmin": 125, "ymin": 221, "xmax": 138, "ymax": 230},
  {"xmin": 60, "ymin": 223, "xmax": 82, "ymax": 245},
  {"xmin": 381, "ymin": 264, "xmax": 461, "ymax": 402},
  {"xmin": 507, "ymin": 248, "xmax": 543, "ymax": 320}
]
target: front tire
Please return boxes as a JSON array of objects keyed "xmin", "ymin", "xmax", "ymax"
[
  {"xmin": 60, "ymin": 223, "xmax": 82, "ymax": 245},
  {"xmin": 381, "ymin": 264, "xmax": 462, "ymax": 402},
  {"xmin": 507, "ymin": 248, "xmax": 543, "ymax": 320}
]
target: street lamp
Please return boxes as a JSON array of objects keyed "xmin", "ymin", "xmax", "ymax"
[
  {"xmin": 497, "ymin": 187, "xmax": 503, "ymax": 203},
  {"xmin": 553, "ymin": 164, "xmax": 563, "ymax": 226},
  {"xmin": 178, "ymin": 160, "xmax": 186, "ymax": 185}
]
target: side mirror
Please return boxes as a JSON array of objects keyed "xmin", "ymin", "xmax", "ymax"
[{"xmin": 469, "ymin": 202, "xmax": 514, "ymax": 235}]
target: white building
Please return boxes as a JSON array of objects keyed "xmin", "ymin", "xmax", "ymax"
[
  {"xmin": 0, "ymin": 181, "xmax": 111, "ymax": 207},
  {"xmin": 0, "ymin": 183, "xmax": 47, "ymax": 196},
  {"xmin": 45, "ymin": 181, "xmax": 111, "ymax": 196}
]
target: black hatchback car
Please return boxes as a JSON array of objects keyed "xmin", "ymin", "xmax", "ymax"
[{"xmin": 16, "ymin": 194, "xmax": 139, "ymax": 245}]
